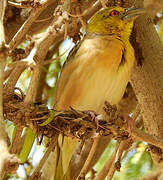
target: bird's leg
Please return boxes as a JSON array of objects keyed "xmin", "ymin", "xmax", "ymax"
[
  {"xmin": 103, "ymin": 101, "xmax": 124, "ymax": 128},
  {"xmin": 123, "ymin": 115, "xmax": 135, "ymax": 134},
  {"xmin": 103, "ymin": 101, "xmax": 141, "ymax": 135},
  {"xmin": 85, "ymin": 110, "xmax": 100, "ymax": 130},
  {"xmin": 124, "ymin": 104, "xmax": 142, "ymax": 133},
  {"xmin": 86, "ymin": 110, "xmax": 97, "ymax": 121}
]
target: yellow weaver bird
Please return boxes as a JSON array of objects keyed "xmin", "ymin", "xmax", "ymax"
[{"xmin": 45, "ymin": 6, "xmax": 144, "ymax": 180}]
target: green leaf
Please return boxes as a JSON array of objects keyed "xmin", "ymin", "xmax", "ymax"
[
  {"xmin": 19, "ymin": 128, "xmax": 36, "ymax": 163},
  {"xmin": 39, "ymin": 109, "xmax": 55, "ymax": 126}
]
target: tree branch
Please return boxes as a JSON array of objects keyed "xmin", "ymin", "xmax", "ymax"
[
  {"xmin": 130, "ymin": 0, "xmax": 163, "ymax": 164},
  {"xmin": 79, "ymin": 136, "xmax": 101, "ymax": 178},
  {"xmin": 8, "ymin": 0, "xmax": 54, "ymax": 50},
  {"xmin": 144, "ymin": 0, "xmax": 163, "ymax": 17},
  {"xmin": 94, "ymin": 142, "xmax": 120, "ymax": 180},
  {"xmin": 0, "ymin": 0, "xmax": 19, "ymax": 177}
]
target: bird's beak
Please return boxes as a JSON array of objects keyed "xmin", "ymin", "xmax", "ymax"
[{"xmin": 122, "ymin": 8, "xmax": 145, "ymax": 21}]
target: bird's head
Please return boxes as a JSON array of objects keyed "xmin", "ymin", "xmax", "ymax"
[{"xmin": 87, "ymin": 6, "xmax": 145, "ymax": 41}]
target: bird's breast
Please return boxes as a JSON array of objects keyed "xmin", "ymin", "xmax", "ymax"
[{"xmin": 55, "ymin": 36, "xmax": 134, "ymax": 115}]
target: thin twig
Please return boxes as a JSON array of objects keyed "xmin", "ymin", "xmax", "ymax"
[
  {"xmin": 132, "ymin": 104, "xmax": 141, "ymax": 121},
  {"xmin": 10, "ymin": 126, "xmax": 23, "ymax": 154},
  {"xmin": 4, "ymin": 61, "xmax": 28, "ymax": 94},
  {"xmin": 79, "ymin": 135, "xmax": 100, "ymax": 178},
  {"xmin": 0, "ymin": 0, "xmax": 6, "ymax": 48},
  {"xmin": 8, "ymin": 1, "xmax": 32, "ymax": 8},
  {"xmin": 29, "ymin": 136, "xmax": 58, "ymax": 179},
  {"xmin": 42, "ymin": 45, "xmax": 72, "ymax": 65},
  {"xmin": 144, "ymin": 0, "xmax": 163, "ymax": 17},
  {"xmin": 94, "ymin": 142, "xmax": 120, "ymax": 180},
  {"xmin": 131, "ymin": 128, "xmax": 163, "ymax": 149},
  {"xmin": 63, "ymin": 0, "xmax": 71, "ymax": 11},
  {"xmin": 100, "ymin": 0, "xmax": 107, "ymax": 8},
  {"xmin": 8, "ymin": 0, "xmax": 53, "ymax": 50},
  {"xmin": 4, "ymin": 61, "xmax": 29, "ymax": 80},
  {"xmin": 83, "ymin": 0, "xmax": 102, "ymax": 18},
  {"xmin": 107, "ymin": 141, "xmax": 130, "ymax": 180},
  {"xmin": 35, "ymin": 16, "xmax": 53, "ymax": 23},
  {"xmin": 67, "ymin": 12, "xmax": 83, "ymax": 18}
]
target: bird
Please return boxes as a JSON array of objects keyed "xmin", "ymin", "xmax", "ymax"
[{"xmin": 45, "ymin": 6, "xmax": 144, "ymax": 179}]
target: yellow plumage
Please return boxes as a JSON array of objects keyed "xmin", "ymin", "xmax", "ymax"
[
  {"xmin": 43, "ymin": 6, "xmax": 144, "ymax": 179},
  {"xmin": 55, "ymin": 36, "xmax": 134, "ymax": 112}
]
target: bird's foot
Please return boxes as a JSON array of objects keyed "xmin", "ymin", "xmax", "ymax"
[{"xmin": 123, "ymin": 115, "xmax": 135, "ymax": 134}]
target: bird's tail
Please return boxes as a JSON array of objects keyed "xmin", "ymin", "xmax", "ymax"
[
  {"xmin": 42, "ymin": 135, "xmax": 79, "ymax": 180},
  {"xmin": 54, "ymin": 135, "xmax": 79, "ymax": 180}
]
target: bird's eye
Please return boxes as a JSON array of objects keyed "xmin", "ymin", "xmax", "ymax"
[{"xmin": 110, "ymin": 10, "xmax": 120, "ymax": 16}]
